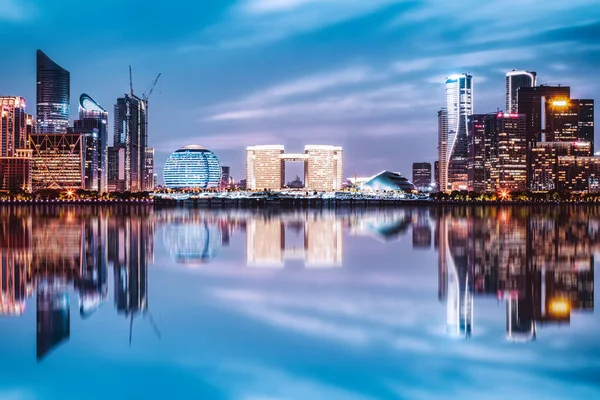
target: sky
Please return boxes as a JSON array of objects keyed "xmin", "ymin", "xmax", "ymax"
[{"xmin": 1, "ymin": 0, "xmax": 600, "ymax": 183}]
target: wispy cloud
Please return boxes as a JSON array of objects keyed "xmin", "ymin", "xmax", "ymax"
[
  {"xmin": 0, "ymin": 0, "xmax": 31, "ymax": 21},
  {"xmin": 184, "ymin": 0, "xmax": 405, "ymax": 49}
]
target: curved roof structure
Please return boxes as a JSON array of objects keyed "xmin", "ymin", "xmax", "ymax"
[
  {"xmin": 180, "ymin": 145, "xmax": 206, "ymax": 150},
  {"xmin": 79, "ymin": 93, "xmax": 106, "ymax": 113},
  {"xmin": 360, "ymin": 171, "xmax": 417, "ymax": 192}
]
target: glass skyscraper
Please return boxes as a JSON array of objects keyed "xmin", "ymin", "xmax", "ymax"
[
  {"xmin": 76, "ymin": 94, "xmax": 108, "ymax": 192},
  {"xmin": 440, "ymin": 74, "xmax": 473, "ymax": 191},
  {"xmin": 36, "ymin": 50, "xmax": 70, "ymax": 134},
  {"xmin": 112, "ymin": 95, "xmax": 147, "ymax": 192},
  {"xmin": 506, "ymin": 70, "xmax": 536, "ymax": 113}
]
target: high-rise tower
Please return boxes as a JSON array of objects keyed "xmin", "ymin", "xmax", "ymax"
[
  {"xmin": 444, "ymin": 74, "xmax": 473, "ymax": 191},
  {"xmin": 36, "ymin": 50, "xmax": 70, "ymax": 134},
  {"xmin": 112, "ymin": 95, "xmax": 147, "ymax": 192},
  {"xmin": 506, "ymin": 70, "xmax": 536, "ymax": 113},
  {"xmin": 71, "ymin": 94, "xmax": 108, "ymax": 192}
]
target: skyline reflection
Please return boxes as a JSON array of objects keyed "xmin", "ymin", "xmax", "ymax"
[{"xmin": 0, "ymin": 205, "xmax": 597, "ymax": 364}]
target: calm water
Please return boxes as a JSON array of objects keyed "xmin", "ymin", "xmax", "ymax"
[{"xmin": 0, "ymin": 205, "xmax": 599, "ymax": 400}]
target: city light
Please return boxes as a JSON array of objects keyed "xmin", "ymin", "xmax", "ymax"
[
  {"xmin": 549, "ymin": 299, "xmax": 571, "ymax": 315},
  {"xmin": 552, "ymin": 100, "xmax": 568, "ymax": 107},
  {"xmin": 499, "ymin": 189, "xmax": 510, "ymax": 200}
]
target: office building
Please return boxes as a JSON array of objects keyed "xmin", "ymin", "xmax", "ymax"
[
  {"xmin": 36, "ymin": 50, "xmax": 70, "ymax": 134},
  {"xmin": 68, "ymin": 122, "xmax": 98, "ymax": 191},
  {"xmin": 0, "ymin": 97, "xmax": 35, "ymax": 191},
  {"xmin": 246, "ymin": 145, "xmax": 343, "ymax": 191},
  {"xmin": 246, "ymin": 145, "xmax": 285, "ymax": 190},
  {"xmin": 529, "ymin": 141, "xmax": 591, "ymax": 191},
  {"xmin": 144, "ymin": 147, "xmax": 154, "ymax": 191},
  {"xmin": 442, "ymin": 74, "xmax": 473, "ymax": 191},
  {"xmin": 437, "ymin": 108, "xmax": 448, "ymax": 191},
  {"xmin": 506, "ymin": 70, "xmax": 536, "ymax": 113},
  {"xmin": 468, "ymin": 112, "xmax": 527, "ymax": 192},
  {"xmin": 467, "ymin": 113, "xmax": 491, "ymax": 192},
  {"xmin": 74, "ymin": 94, "xmax": 108, "ymax": 192},
  {"xmin": 517, "ymin": 85, "xmax": 570, "ymax": 145},
  {"xmin": 545, "ymin": 98, "xmax": 594, "ymax": 152},
  {"xmin": 304, "ymin": 145, "xmax": 343, "ymax": 191},
  {"xmin": 558, "ymin": 156, "xmax": 600, "ymax": 191},
  {"xmin": 1, "ymin": 96, "xmax": 35, "ymax": 157},
  {"xmin": 28, "ymin": 133, "xmax": 84, "ymax": 190},
  {"xmin": 111, "ymin": 94, "xmax": 147, "ymax": 192},
  {"xmin": 163, "ymin": 145, "xmax": 221, "ymax": 190},
  {"xmin": 0, "ymin": 150, "xmax": 32, "ymax": 192},
  {"xmin": 434, "ymin": 160, "xmax": 439, "ymax": 191},
  {"xmin": 221, "ymin": 166, "xmax": 231, "ymax": 188},
  {"xmin": 412, "ymin": 162, "xmax": 432, "ymax": 190}
]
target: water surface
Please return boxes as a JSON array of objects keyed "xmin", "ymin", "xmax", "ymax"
[{"xmin": 0, "ymin": 205, "xmax": 598, "ymax": 399}]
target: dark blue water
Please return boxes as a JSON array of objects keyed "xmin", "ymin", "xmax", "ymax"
[{"xmin": 0, "ymin": 205, "xmax": 598, "ymax": 400}]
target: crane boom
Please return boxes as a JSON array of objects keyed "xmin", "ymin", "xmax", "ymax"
[
  {"xmin": 144, "ymin": 73, "xmax": 161, "ymax": 101},
  {"xmin": 129, "ymin": 65, "xmax": 134, "ymax": 97}
]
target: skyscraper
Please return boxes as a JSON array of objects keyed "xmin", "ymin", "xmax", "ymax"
[
  {"xmin": 246, "ymin": 145, "xmax": 285, "ymax": 190},
  {"xmin": 412, "ymin": 162, "xmax": 432, "ymax": 190},
  {"xmin": 517, "ymin": 85, "xmax": 570, "ymax": 145},
  {"xmin": 304, "ymin": 145, "xmax": 343, "ymax": 191},
  {"xmin": 112, "ymin": 95, "xmax": 147, "ymax": 192},
  {"xmin": 444, "ymin": 74, "xmax": 473, "ymax": 191},
  {"xmin": 36, "ymin": 50, "xmax": 70, "ymax": 134},
  {"xmin": 144, "ymin": 147, "xmax": 154, "ymax": 191},
  {"xmin": 74, "ymin": 94, "xmax": 108, "ymax": 192},
  {"xmin": 437, "ymin": 108, "xmax": 448, "ymax": 191},
  {"xmin": 1, "ymin": 96, "xmax": 35, "ymax": 156},
  {"xmin": 506, "ymin": 70, "xmax": 536, "ymax": 113}
]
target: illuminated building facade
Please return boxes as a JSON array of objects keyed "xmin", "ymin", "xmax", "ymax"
[
  {"xmin": 545, "ymin": 98, "xmax": 594, "ymax": 152},
  {"xmin": 0, "ymin": 150, "xmax": 32, "ymax": 192},
  {"xmin": 517, "ymin": 85, "xmax": 570, "ymax": 145},
  {"xmin": 530, "ymin": 141, "xmax": 591, "ymax": 191},
  {"xmin": 221, "ymin": 166, "xmax": 231, "ymax": 188},
  {"xmin": 1, "ymin": 96, "xmax": 35, "ymax": 157},
  {"xmin": 437, "ymin": 108, "xmax": 448, "ymax": 191},
  {"xmin": 74, "ymin": 94, "xmax": 108, "ymax": 192},
  {"xmin": 359, "ymin": 171, "xmax": 416, "ymax": 192},
  {"xmin": 112, "ymin": 94, "xmax": 147, "ymax": 192},
  {"xmin": 246, "ymin": 145, "xmax": 343, "ymax": 191},
  {"xmin": 441, "ymin": 74, "xmax": 473, "ymax": 191},
  {"xmin": 144, "ymin": 147, "xmax": 154, "ymax": 191},
  {"xmin": 28, "ymin": 133, "xmax": 84, "ymax": 190},
  {"xmin": 1, "ymin": 97, "xmax": 35, "ymax": 191},
  {"xmin": 468, "ymin": 113, "xmax": 527, "ymax": 192},
  {"xmin": 506, "ymin": 70, "xmax": 536, "ymax": 113},
  {"xmin": 557, "ymin": 156, "xmax": 600, "ymax": 191},
  {"xmin": 304, "ymin": 145, "xmax": 343, "ymax": 191},
  {"xmin": 412, "ymin": 162, "xmax": 432, "ymax": 190},
  {"xmin": 36, "ymin": 50, "xmax": 70, "ymax": 134},
  {"xmin": 69, "ymin": 123, "xmax": 98, "ymax": 191},
  {"xmin": 246, "ymin": 145, "xmax": 285, "ymax": 190},
  {"xmin": 163, "ymin": 145, "xmax": 221, "ymax": 189}
]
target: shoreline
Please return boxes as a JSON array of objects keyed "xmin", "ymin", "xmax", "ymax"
[{"xmin": 1, "ymin": 198, "xmax": 599, "ymax": 207}]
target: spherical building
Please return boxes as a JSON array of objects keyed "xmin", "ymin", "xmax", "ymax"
[{"xmin": 163, "ymin": 145, "xmax": 221, "ymax": 189}]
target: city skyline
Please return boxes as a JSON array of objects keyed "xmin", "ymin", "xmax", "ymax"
[{"xmin": 1, "ymin": 1, "xmax": 599, "ymax": 183}]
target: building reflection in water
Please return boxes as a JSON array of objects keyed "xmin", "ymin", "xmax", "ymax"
[
  {"xmin": 0, "ymin": 205, "xmax": 156, "ymax": 360},
  {"xmin": 437, "ymin": 206, "xmax": 595, "ymax": 341},
  {"xmin": 1, "ymin": 204, "xmax": 598, "ymax": 361}
]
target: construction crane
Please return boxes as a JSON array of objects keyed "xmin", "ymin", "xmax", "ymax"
[
  {"xmin": 129, "ymin": 65, "xmax": 134, "ymax": 97},
  {"xmin": 143, "ymin": 73, "xmax": 161, "ymax": 101}
]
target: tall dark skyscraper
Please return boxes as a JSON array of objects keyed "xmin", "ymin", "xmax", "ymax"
[
  {"xmin": 36, "ymin": 50, "xmax": 70, "ymax": 134},
  {"xmin": 412, "ymin": 162, "xmax": 432, "ymax": 190},
  {"xmin": 71, "ymin": 94, "xmax": 108, "ymax": 192},
  {"xmin": 506, "ymin": 70, "xmax": 536, "ymax": 113},
  {"xmin": 468, "ymin": 112, "xmax": 527, "ymax": 192},
  {"xmin": 517, "ymin": 85, "xmax": 570, "ymax": 145},
  {"xmin": 112, "ymin": 95, "xmax": 147, "ymax": 192},
  {"xmin": 575, "ymin": 99, "xmax": 594, "ymax": 149}
]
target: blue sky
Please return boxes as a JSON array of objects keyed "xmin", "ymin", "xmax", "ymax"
[{"xmin": 1, "ymin": 0, "xmax": 599, "ymax": 182}]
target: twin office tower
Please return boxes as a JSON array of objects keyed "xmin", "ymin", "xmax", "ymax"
[{"xmin": 437, "ymin": 71, "xmax": 594, "ymax": 192}]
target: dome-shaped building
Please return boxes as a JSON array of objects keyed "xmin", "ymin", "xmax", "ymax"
[{"xmin": 163, "ymin": 145, "xmax": 221, "ymax": 189}]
